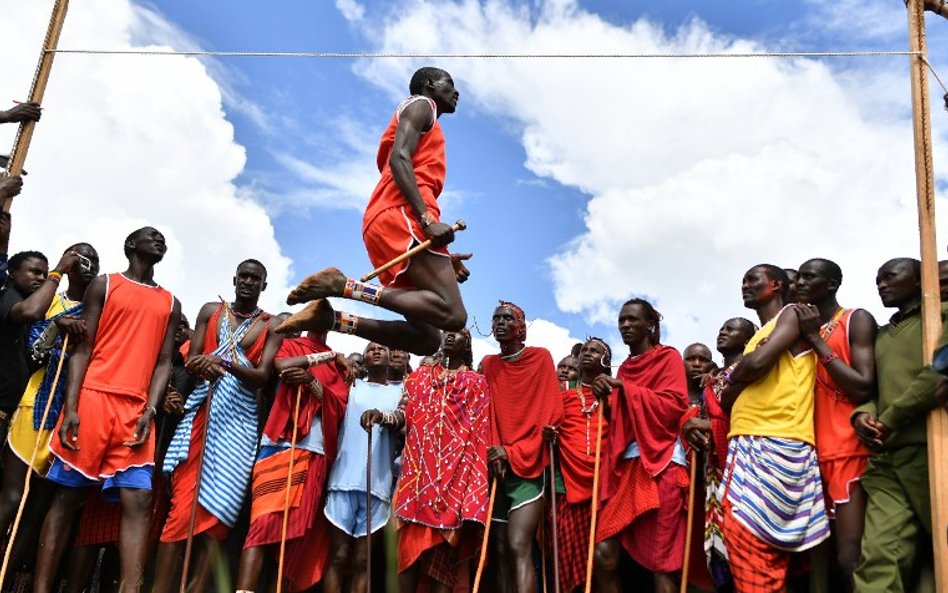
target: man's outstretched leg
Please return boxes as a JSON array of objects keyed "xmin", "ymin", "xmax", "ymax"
[{"xmin": 280, "ymin": 251, "xmax": 465, "ymax": 355}]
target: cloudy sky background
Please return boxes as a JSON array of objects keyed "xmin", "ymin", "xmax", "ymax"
[{"xmin": 1, "ymin": 0, "xmax": 946, "ymax": 365}]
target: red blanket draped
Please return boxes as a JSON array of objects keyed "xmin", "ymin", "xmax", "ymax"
[
  {"xmin": 262, "ymin": 337, "xmax": 349, "ymax": 459},
  {"xmin": 601, "ymin": 345, "xmax": 689, "ymax": 502},
  {"xmin": 394, "ymin": 365, "xmax": 490, "ymax": 529},
  {"xmin": 484, "ymin": 347, "xmax": 564, "ymax": 479},
  {"xmin": 559, "ymin": 385, "xmax": 609, "ymax": 504}
]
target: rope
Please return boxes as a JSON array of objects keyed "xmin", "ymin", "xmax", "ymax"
[
  {"xmin": 47, "ymin": 48, "xmax": 921, "ymax": 59},
  {"xmin": 921, "ymin": 56, "xmax": 948, "ymax": 111}
]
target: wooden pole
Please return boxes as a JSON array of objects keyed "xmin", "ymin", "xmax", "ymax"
[
  {"xmin": 548, "ymin": 441, "xmax": 561, "ymax": 593},
  {"xmin": 679, "ymin": 448, "xmax": 698, "ymax": 593},
  {"xmin": 179, "ymin": 388, "xmax": 215, "ymax": 593},
  {"xmin": 0, "ymin": 336, "xmax": 69, "ymax": 586},
  {"xmin": 906, "ymin": 0, "xmax": 948, "ymax": 588},
  {"xmin": 3, "ymin": 0, "xmax": 70, "ymax": 213},
  {"xmin": 275, "ymin": 385, "xmax": 304, "ymax": 593},
  {"xmin": 472, "ymin": 479, "xmax": 498, "ymax": 593},
  {"xmin": 365, "ymin": 427, "xmax": 373, "ymax": 593},
  {"xmin": 583, "ymin": 406, "xmax": 604, "ymax": 593}
]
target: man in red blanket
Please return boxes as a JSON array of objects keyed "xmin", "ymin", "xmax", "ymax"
[
  {"xmin": 544, "ymin": 337, "xmax": 611, "ymax": 592},
  {"xmin": 482, "ymin": 301, "xmax": 564, "ymax": 593},
  {"xmin": 234, "ymin": 328, "xmax": 352, "ymax": 593},
  {"xmin": 387, "ymin": 329, "xmax": 490, "ymax": 592},
  {"xmin": 591, "ymin": 298, "xmax": 690, "ymax": 593}
]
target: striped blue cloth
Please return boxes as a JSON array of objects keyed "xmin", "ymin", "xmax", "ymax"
[
  {"xmin": 721, "ymin": 435, "xmax": 830, "ymax": 552},
  {"xmin": 162, "ymin": 314, "xmax": 260, "ymax": 527}
]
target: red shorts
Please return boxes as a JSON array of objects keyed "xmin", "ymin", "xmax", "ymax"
[
  {"xmin": 362, "ymin": 205, "xmax": 449, "ymax": 288},
  {"xmin": 818, "ymin": 455, "xmax": 868, "ymax": 515},
  {"xmin": 49, "ymin": 388, "xmax": 155, "ymax": 479}
]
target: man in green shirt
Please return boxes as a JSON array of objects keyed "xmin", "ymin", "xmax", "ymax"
[{"xmin": 852, "ymin": 257, "xmax": 942, "ymax": 593}]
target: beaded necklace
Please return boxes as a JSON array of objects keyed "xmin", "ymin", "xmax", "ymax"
[{"xmin": 577, "ymin": 382, "xmax": 600, "ymax": 457}]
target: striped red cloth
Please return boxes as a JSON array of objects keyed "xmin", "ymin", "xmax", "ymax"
[{"xmin": 549, "ymin": 495, "xmax": 591, "ymax": 592}]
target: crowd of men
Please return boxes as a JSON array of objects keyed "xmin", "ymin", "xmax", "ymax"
[
  {"xmin": 1, "ymin": 223, "xmax": 947, "ymax": 593},
  {"xmin": 1, "ymin": 37, "xmax": 948, "ymax": 592}
]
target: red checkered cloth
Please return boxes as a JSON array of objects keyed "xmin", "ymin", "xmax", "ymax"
[
  {"xmin": 74, "ymin": 490, "xmax": 121, "ymax": 547},
  {"xmin": 721, "ymin": 499, "xmax": 790, "ymax": 593},
  {"xmin": 596, "ymin": 457, "xmax": 688, "ymax": 574},
  {"xmin": 397, "ymin": 521, "xmax": 480, "ymax": 588},
  {"xmin": 548, "ymin": 495, "xmax": 591, "ymax": 592}
]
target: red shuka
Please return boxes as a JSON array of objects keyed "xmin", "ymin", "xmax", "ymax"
[
  {"xmin": 601, "ymin": 345, "xmax": 689, "ymax": 502},
  {"xmin": 559, "ymin": 385, "xmax": 610, "ymax": 504},
  {"xmin": 483, "ymin": 347, "xmax": 564, "ymax": 479}
]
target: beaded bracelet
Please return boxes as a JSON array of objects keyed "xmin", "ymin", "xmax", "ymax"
[
  {"xmin": 47, "ymin": 271, "xmax": 62, "ymax": 284},
  {"xmin": 820, "ymin": 351, "xmax": 839, "ymax": 365},
  {"xmin": 305, "ymin": 351, "xmax": 336, "ymax": 367}
]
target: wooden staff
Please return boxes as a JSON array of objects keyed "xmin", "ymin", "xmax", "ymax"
[
  {"xmin": 365, "ymin": 426, "xmax": 373, "ymax": 593},
  {"xmin": 583, "ymin": 406, "xmax": 604, "ymax": 593},
  {"xmin": 360, "ymin": 220, "xmax": 467, "ymax": 282},
  {"xmin": 549, "ymin": 440, "xmax": 561, "ymax": 593},
  {"xmin": 906, "ymin": 0, "xmax": 948, "ymax": 588},
  {"xmin": 0, "ymin": 335, "xmax": 69, "ymax": 585},
  {"xmin": 3, "ymin": 0, "xmax": 70, "ymax": 212},
  {"xmin": 472, "ymin": 479, "xmax": 498, "ymax": 593},
  {"xmin": 275, "ymin": 385, "xmax": 304, "ymax": 593},
  {"xmin": 679, "ymin": 448, "xmax": 698, "ymax": 593}
]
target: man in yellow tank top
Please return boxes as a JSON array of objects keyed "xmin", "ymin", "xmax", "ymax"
[{"xmin": 718, "ymin": 264, "xmax": 829, "ymax": 593}]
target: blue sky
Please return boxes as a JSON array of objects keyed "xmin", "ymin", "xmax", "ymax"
[{"xmin": 2, "ymin": 0, "xmax": 947, "ymax": 362}]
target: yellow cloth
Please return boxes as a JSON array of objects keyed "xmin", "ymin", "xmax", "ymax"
[
  {"xmin": 7, "ymin": 294, "xmax": 74, "ymax": 475},
  {"xmin": 729, "ymin": 307, "xmax": 817, "ymax": 445}
]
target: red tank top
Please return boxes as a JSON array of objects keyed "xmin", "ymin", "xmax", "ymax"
[
  {"xmin": 813, "ymin": 308, "xmax": 870, "ymax": 461},
  {"xmin": 362, "ymin": 96, "xmax": 446, "ymax": 231},
  {"xmin": 83, "ymin": 273, "xmax": 174, "ymax": 400}
]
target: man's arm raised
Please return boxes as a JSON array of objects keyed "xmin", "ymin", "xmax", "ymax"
[
  {"xmin": 389, "ymin": 100, "xmax": 455, "ymax": 249},
  {"xmin": 58, "ymin": 275, "xmax": 106, "ymax": 450},
  {"xmin": 10, "ymin": 250, "xmax": 78, "ymax": 324},
  {"xmin": 127, "ymin": 298, "xmax": 181, "ymax": 447},
  {"xmin": 723, "ymin": 308, "xmax": 802, "ymax": 409}
]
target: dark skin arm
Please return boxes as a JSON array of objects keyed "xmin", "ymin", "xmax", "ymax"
[
  {"xmin": 797, "ymin": 305, "xmax": 877, "ymax": 404},
  {"xmin": 125, "ymin": 298, "xmax": 181, "ymax": 446},
  {"xmin": 0, "ymin": 102, "xmax": 42, "ymax": 124},
  {"xmin": 389, "ymin": 100, "xmax": 455, "ymax": 249},
  {"xmin": 723, "ymin": 308, "xmax": 804, "ymax": 411},
  {"xmin": 852, "ymin": 412, "xmax": 888, "ymax": 452},
  {"xmin": 187, "ymin": 305, "xmax": 283, "ymax": 388},
  {"xmin": 0, "ymin": 209, "xmax": 11, "ymax": 256},
  {"xmin": 58, "ymin": 276, "xmax": 107, "ymax": 450},
  {"xmin": 9, "ymin": 250, "xmax": 79, "ymax": 323},
  {"xmin": 275, "ymin": 352, "xmax": 354, "ymax": 385}
]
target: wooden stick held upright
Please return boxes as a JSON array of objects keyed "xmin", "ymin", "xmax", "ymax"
[
  {"xmin": 679, "ymin": 448, "xmax": 698, "ymax": 593},
  {"xmin": 0, "ymin": 335, "xmax": 69, "ymax": 586},
  {"xmin": 905, "ymin": 0, "xmax": 948, "ymax": 588},
  {"xmin": 3, "ymin": 0, "xmax": 70, "ymax": 212},
  {"xmin": 365, "ymin": 426, "xmax": 373, "ymax": 592},
  {"xmin": 472, "ymin": 478, "xmax": 498, "ymax": 593},
  {"xmin": 584, "ymin": 406, "xmax": 604, "ymax": 593},
  {"xmin": 549, "ymin": 440, "xmax": 561, "ymax": 593},
  {"xmin": 360, "ymin": 220, "xmax": 467, "ymax": 282},
  {"xmin": 275, "ymin": 385, "xmax": 304, "ymax": 593}
]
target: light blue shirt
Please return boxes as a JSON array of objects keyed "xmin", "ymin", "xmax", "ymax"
[
  {"xmin": 623, "ymin": 438, "xmax": 689, "ymax": 466},
  {"xmin": 327, "ymin": 380, "xmax": 403, "ymax": 502}
]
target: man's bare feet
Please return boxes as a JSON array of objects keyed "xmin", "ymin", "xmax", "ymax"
[
  {"xmin": 275, "ymin": 299, "xmax": 335, "ymax": 335},
  {"xmin": 286, "ymin": 267, "xmax": 347, "ymax": 305}
]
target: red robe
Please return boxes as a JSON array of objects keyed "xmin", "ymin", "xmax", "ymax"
[
  {"xmin": 559, "ymin": 385, "xmax": 609, "ymax": 503},
  {"xmin": 483, "ymin": 347, "xmax": 564, "ymax": 479},
  {"xmin": 243, "ymin": 337, "xmax": 349, "ymax": 592}
]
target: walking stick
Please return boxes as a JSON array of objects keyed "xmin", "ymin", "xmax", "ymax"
[
  {"xmin": 549, "ymin": 440, "xmax": 561, "ymax": 593},
  {"xmin": 583, "ymin": 406, "xmax": 604, "ymax": 593},
  {"xmin": 472, "ymin": 478, "xmax": 498, "ymax": 593},
  {"xmin": 3, "ymin": 0, "xmax": 70, "ymax": 213},
  {"xmin": 360, "ymin": 220, "xmax": 467, "ymax": 282},
  {"xmin": 0, "ymin": 336, "xmax": 69, "ymax": 585},
  {"xmin": 540, "ymin": 520, "xmax": 548, "ymax": 593},
  {"xmin": 276, "ymin": 385, "xmax": 304, "ymax": 593},
  {"xmin": 365, "ymin": 425, "xmax": 373, "ymax": 593},
  {"xmin": 179, "ymin": 385, "xmax": 214, "ymax": 593},
  {"xmin": 680, "ymin": 448, "xmax": 699, "ymax": 593}
]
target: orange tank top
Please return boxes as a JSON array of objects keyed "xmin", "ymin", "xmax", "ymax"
[
  {"xmin": 362, "ymin": 96, "xmax": 446, "ymax": 231},
  {"xmin": 83, "ymin": 273, "xmax": 174, "ymax": 400},
  {"xmin": 813, "ymin": 308, "xmax": 870, "ymax": 461}
]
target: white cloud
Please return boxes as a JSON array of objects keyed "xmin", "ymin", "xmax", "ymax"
[
  {"xmin": 345, "ymin": 0, "xmax": 948, "ymax": 351},
  {"xmin": 0, "ymin": 0, "xmax": 293, "ymax": 318},
  {"xmin": 336, "ymin": 0, "xmax": 366, "ymax": 22}
]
